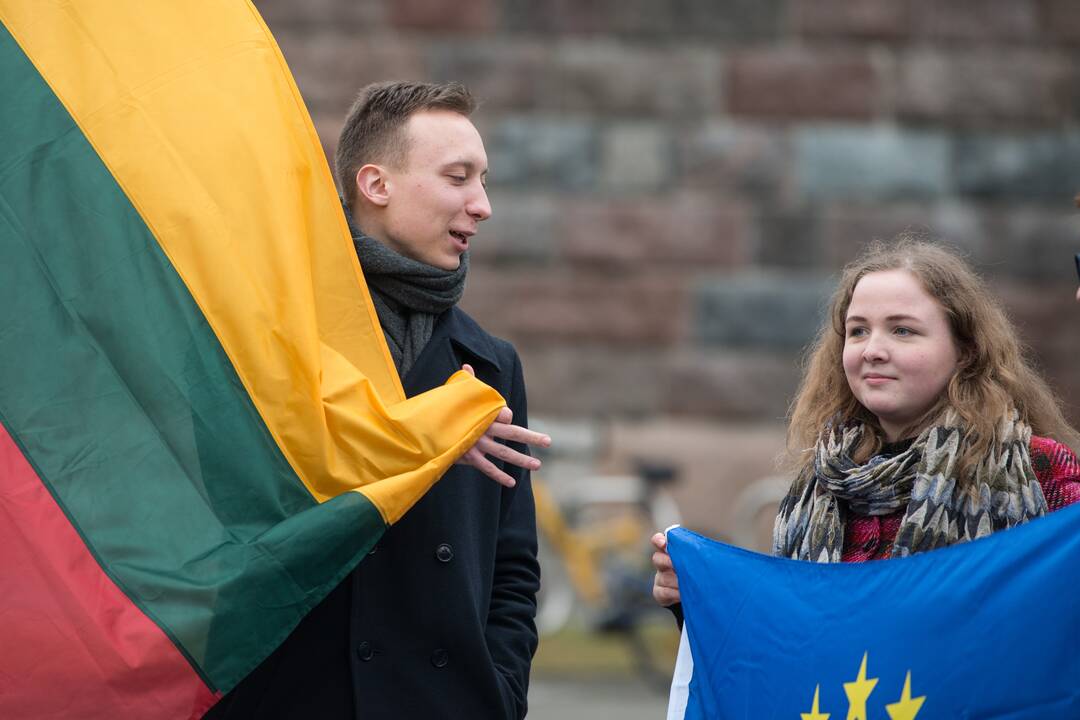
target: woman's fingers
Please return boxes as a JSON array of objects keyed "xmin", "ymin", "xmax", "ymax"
[
  {"xmin": 652, "ymin": 570, "xmax": 681, "ymax": 606},
  {"xmin": 651, "ymin": 534, "xmax": 680, "ymax": 607}
]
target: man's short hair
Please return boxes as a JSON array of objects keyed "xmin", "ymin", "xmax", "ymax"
[{"xmin": 335, "ymin": 81, "xmax": 476, "ymax": 207}]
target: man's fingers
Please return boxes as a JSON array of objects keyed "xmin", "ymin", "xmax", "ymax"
[
  {"xmin": 459, "ymin": 402, "xmax": 550, "ymax": 485},
  {"xmin": 651, "ymin": 532, "xmax": 667, "ymax": 551},
  {"xmin": 476, "ymin": 436, "xmax": 540, "ymax": 471},
  {"xmin": 482, "ymin": 406, "xmax": 551, "ymax": 455},
  {"xmin": 486, "ymin": 422, "xmax": 551, "ymax": 449},
  {"xmin": 463, "ymin": 448, "xmax": 516, "ymax": 488},
  {"xmin": 652, "ymin": 550, "xmax": 674, "ymax": 573}
]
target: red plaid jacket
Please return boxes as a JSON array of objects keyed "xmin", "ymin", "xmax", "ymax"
[{"xmin": 842, "ymin": 436, "xmax": 1080, "ymax": 562}]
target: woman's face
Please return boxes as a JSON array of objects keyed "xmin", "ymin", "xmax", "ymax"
[{"xmin": 842, "ymin": 270, "xmax": 960, "ymax": 441}]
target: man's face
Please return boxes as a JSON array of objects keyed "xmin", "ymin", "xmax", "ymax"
[{"xmin": 379, "ymin": 110, "xmax": 491, "ymax": 270}]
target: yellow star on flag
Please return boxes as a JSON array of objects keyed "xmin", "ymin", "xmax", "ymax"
[
  {"xmin": 843, "ymin": 652, "xmax": 878, "ymax": 720},
  {"xmin": 801, "ymin": 684, "xmax": 830, "ymax": 720},
  {"xmin": 886, "ymin": 671, "xmax": 926, "ymax": 720}
]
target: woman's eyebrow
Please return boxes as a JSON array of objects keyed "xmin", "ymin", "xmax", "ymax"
[{"xmin": 845, "ymin": 314, "xmax": 922, "ymax": 323}]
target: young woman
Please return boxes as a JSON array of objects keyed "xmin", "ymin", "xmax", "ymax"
[{"xmin": 652, "ymin": 237, "xmax": 1080, "ymax": 607}]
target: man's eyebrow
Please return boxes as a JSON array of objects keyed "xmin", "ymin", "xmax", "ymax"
[{"xmin": 442, "ymin": 159, "xmax": 487, "ymax": 173}]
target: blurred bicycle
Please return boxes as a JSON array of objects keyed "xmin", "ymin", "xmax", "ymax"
[{"xmin": 532, "ymin": 456, "xmax": 681, "ymax": 690}]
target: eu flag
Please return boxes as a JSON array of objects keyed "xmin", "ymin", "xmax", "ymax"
[{"xmin": 666, "ymin": 502, "xmax": 1080, "ymax": 719}]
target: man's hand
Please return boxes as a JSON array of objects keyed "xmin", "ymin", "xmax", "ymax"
[
  {"xmin": 456, "ymin": 364, "xmax": 551, "ymax": 488},
  {"xmin": 651, "ymin": 532, "xmax": 681, "ymax": 607}
]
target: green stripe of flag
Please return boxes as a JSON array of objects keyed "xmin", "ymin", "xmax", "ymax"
[{"xmin": 0, "ymin": 22, "xmax": 383, "ymax": 691}]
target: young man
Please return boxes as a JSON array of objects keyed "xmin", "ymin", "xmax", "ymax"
[{"xmin": 207, "ymin": 82, "xmax": 542, "ymax": 719}]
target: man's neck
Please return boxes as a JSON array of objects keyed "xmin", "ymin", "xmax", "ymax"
[{"xmin": 343, "ymin": 201, "xmax": 377, "ymax": 239}]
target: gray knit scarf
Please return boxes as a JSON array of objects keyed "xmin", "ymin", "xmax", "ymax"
[
  {"xmin": 773, "ymin": 412, "xmax": 1048, "ymax": 562},
  {"xmin": 344, "ymin": 205, "xmax": 467, "ymax": 377}
]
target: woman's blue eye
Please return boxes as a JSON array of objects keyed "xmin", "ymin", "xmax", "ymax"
[
  {"xmin": 894, "ymin": 327, "xmax": 913, "ymax": 336},
  {"xmin": 847, "ymin": 327, "xmax": 867, "ymax": 337}
]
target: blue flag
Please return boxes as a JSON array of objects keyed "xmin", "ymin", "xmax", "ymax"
[{"xmin": 666, "ymin": 502, "xmax": 1080, "ymax": 719}]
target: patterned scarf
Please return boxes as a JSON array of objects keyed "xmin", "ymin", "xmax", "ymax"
[{"xmin": 773, "ymin": 413, "xmax": 1049, "ymax": 562}]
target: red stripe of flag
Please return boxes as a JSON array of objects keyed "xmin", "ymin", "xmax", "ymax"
[{"xmin": 0, "ymin": 423, "xmax": 219, "ymax": 719}]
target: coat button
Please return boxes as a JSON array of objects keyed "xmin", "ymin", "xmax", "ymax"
[
  {"xmin": 430, "ymin": 649, "xmax": 449, "ymax": 668},
  {"xmin": 435, "ymin": 543, "xmax": 454, "ymax": 563},
  {"xmin": 356, "ymin": 641, "xmax": 373, "ymax": 662}
]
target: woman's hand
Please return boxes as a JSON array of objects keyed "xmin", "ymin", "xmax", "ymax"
[{"xmin": 651, "ymin": 531, "xmax": 681, "ymax": 607}]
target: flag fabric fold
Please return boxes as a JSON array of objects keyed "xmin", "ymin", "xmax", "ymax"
[
  {"xmin": 0, "ymin": 2, "xmax": 505, "ymax": 718},
  {"xmin": 666, "ymin": 503, "xmax": 1080, "ymax": 719}
]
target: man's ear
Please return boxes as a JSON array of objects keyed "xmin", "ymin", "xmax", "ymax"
[{"xmin": 354, "ymin": 164, "xmax": 391, "ymax": 207}]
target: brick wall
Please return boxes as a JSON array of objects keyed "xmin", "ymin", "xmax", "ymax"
[{"xmin": 257, "ymin": 0, "xmax": 1080, "ymax": 534}]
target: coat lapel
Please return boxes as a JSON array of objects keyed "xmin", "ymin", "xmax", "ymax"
[{"xmin": 402, "ymin": 308, "xmax": 502, "ymax": 397}]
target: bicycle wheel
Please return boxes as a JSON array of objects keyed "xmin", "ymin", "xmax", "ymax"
[{"xmin": 535, "ymin": 534, "xmax": 576, "ymax": 636}]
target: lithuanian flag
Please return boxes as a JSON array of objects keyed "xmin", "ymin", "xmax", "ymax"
[{"xmin": 0, "ymin": 2, "xmax": 505, "ymax": 718}]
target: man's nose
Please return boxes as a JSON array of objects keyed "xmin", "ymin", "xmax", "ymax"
[{"xmin": 467, "ymin": 185, "xmax": 492, "ymax": 222}]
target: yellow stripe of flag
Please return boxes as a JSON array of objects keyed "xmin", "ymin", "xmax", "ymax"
[{"xmin": 0, "ymin": 0, "xmax": 505, "ymax": 522}]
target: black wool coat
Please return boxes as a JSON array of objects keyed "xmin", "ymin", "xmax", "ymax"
[{"xmin": 206, "ymin": 307, "xmax": 540, "ymax": 720}]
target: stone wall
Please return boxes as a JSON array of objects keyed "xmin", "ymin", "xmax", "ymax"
[{"xmin": 257, "ymin": 0, "xmax": 1080, "ymax": 537}]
